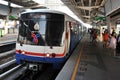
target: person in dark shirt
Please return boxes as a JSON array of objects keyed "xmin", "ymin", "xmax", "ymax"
[{"xmin": 116, "ymin": 31, "xmax": 120, "ymax": 55}]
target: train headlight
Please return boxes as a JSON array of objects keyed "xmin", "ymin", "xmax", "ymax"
[
  {"xmin": 46, "ymin": 54, "xmax": 50, "ymax": 57},
  {"xmin": 22, "ymin": 51, "xmax": 25, "ymax": 54}
]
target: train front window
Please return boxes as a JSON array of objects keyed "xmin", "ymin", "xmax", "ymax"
[
  {"xmin": 45, "ymin": 20, "xmax": 64, "ymax": 46},
  {"xmin": 18, "ymin": 13, "xmax": 64, "ymax": 46}
]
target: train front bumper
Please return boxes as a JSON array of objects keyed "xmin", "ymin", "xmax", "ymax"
[{"xmin": 15, "ymin": 53, "xmax": 66, "ymax": 64}]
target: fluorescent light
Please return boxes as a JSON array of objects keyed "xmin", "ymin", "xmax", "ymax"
[
  {"xmin": 11, "ymin": 3, "xmax": 23, "ymax": 8},
  {"xmin": 32, "ymin": 0, "xmax": 45, "ymax": 4},
  {"xmin": 0, "ymin": 0, "xmax": 23, "ymax": 8}
]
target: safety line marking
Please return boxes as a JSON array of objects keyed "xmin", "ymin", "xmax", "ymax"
[{"xmin": 71, "ymin": 45, "xmax": 84, "ymax": 80}]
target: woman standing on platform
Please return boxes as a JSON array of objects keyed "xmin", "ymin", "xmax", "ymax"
[
  {"xmin": 92, "ymin": 30, "xmax": 98, "ymax": 45},
  {"xmin": 109, "ymin": 32, "xmax": 117, "ymax": 56},
  {"xmin": 103, "ymin": 29, "xmax": 109, "ymax": 48}
]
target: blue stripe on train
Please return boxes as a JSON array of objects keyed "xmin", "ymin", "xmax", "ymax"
[{"xmin": 15, "ymin": 53, "xmax": 66, "ymax": 64}]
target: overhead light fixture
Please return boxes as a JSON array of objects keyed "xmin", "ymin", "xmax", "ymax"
[
  {"xmin": 32, "ymin": 0, "xmax": 45, "ymax": 4},
  {"xmin": 0, "ymin": 0, "xmax": 23, "ymax": 8},
  {"xmin": 22, "ymin": 0, "xmax": 31, "ymax": 2}
]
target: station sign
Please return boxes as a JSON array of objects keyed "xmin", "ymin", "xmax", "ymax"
[
  {"xmin": 94, "ymin": 16, "xmax": 105, "ymax": 21},
  {"xmin": 9, "ymin": 15, "xmax": 18, "ymax": 20}
]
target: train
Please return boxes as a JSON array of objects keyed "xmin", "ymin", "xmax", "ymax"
[{"xmin": 15, "ymin": 9, "xmax": 85, "ymax": 70}]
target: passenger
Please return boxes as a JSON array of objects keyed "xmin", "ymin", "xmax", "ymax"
[
  {"xmin": 92, "ymin": 30, "xmax": 98, "ymax": 45},
  {"xmin": 111, "ymin": 29, "xmax": 115, "ymax": 36},
  {"xmin": 116, "ymin": 31, "xmax": 120, "ymax": 55},
  {"xmin": 90, "ymin": 28, "xmax": 94, "ymax": 42},
  {"xmin": 103, "ymin": 29, "xmax": 109, "ymax": 48},
  {"xmin": 108, "ymin": 32, "xmax": 116, "ymax": 56},
  {"xmin": 88, "ymin": 28, "xmax": 90, "ymax": 34},
  {"xmin": 102, "ymin": 28, "xmax": 105, "ymax": 35}
]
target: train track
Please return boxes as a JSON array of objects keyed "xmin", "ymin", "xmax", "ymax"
[
  {"xmin": 0, "ymin": 42, "xmax": 61, "ymax": 80},
  {"xmin": 0, "ymin": 59, "xmax": 17, "ymax": 74},
  {"xmin": 14, "ymin": 64, "xmax": 60, "ymax": 80},
  {"xmin": 0, "ymin": 41, "xmax": 16, "ymax": 64},
  {"xmin": 0, "ymin": 41, "xmax": 16, "ymax": 53},
  {"xmin": 0, "ymin": 64, "xmax": 27, "ymax": 80},
  {"xmin": 0, "ymin": 63, "xmax": 60, "ymax": 80}
]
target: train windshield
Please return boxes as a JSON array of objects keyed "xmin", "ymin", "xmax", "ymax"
[{"xmin": 17, "ymin": 12, "xmax": 64, "ymax": 46}]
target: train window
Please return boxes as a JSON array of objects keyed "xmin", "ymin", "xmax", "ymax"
[
  {"xmin": 18, "ymin": 19, "xmax": 45, "ymax": 45},
  {"xmin": 38, "ymin": 20, "xmax": 46, "ymax": 36},
  {"xmin": 18, "ymin": 13, "xmax": 64, "ymax": 46},
  {"xmin": 45, "ymin": 20, "xmax": 64, "ymax": 46},
  {"xmin": 19, "ymin": 20, "xmax": 28, "ymax": 37}
]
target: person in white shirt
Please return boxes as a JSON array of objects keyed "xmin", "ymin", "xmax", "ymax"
[{"xmin": 109, "ymin": 32, "xmax": 116, "ymax": 56}]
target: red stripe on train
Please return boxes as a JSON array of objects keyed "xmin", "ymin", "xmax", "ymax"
[{"xmin": 16, "ymin": 47, "xmax": 66, "ymax": 57}]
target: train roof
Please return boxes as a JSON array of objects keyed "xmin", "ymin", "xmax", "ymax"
[
  {"xmin": 20, "ymin": 9, "xmax": 80, "ymax": 22},
  {"xmin": 21, "ymin": 9, "xmax": 65, "ymax": 15}
]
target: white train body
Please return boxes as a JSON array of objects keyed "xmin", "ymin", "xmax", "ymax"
[{"xmin": 15, "ymin": 9, "xmax": 82, "ymax": 69}]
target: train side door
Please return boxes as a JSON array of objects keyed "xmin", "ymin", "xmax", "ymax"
[{"xmin": 66, "ymin": 21, "xmax": 71, "ymax": 53}]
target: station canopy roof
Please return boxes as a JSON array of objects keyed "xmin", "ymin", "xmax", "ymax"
[{"xmin": 2, "ymin": 0, "xmax": 106, "ymax": 24}]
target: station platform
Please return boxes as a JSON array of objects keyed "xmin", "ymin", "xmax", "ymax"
[
  {"xmin": 0, "ymin": 33, "xmax": 17, "ymax": 44},
  {"xmin": 56, "ymin": 34, "xmax": 120, "ymax": 80}
]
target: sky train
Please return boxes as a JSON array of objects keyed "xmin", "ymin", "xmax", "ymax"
[{"xmin": 15, "ymin": 9, "xmax": 85, "ymax": 70}]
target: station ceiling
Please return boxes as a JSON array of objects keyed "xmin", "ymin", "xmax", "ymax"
[
  {"xmin": 3, "ymin": 0, "xmax": 106, "ymax": 24},
  {"xmin": 61, "ymin": 0, "xmax": 106, "ymax": 24},
  {"xmin": 4, "ymin": 0, "xmax": 38, "ymax": 7}
]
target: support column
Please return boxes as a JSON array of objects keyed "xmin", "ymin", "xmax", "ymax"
[
  {"xmin": 106, "ymin": 16, "xmax": 117, "ymax": 35},
  {"xmin": 106, "ymin": 16, "xmax": 111, "ymax": 34},
  {"xmin": 5, "ymin": 0, "xmax": 12, "ymax": 34},
  {"xmin": 110, "ymin": 21, "xmax": 116, "ymax": 33}
]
